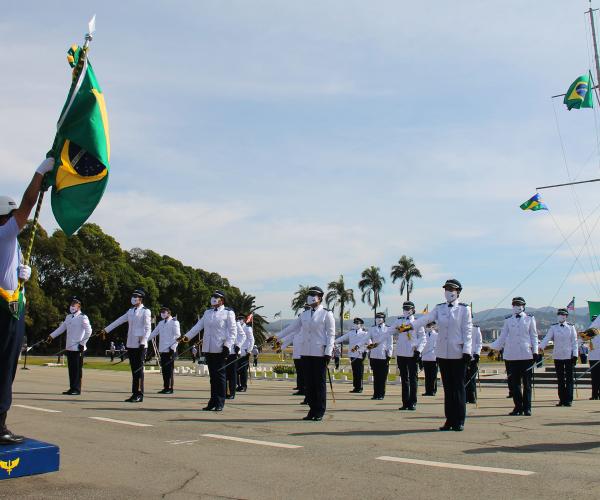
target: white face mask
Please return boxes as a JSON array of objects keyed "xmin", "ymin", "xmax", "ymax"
[
  {"xmin": 375, "ymin": 318, "xmax": 384, "ymax": 325},
  {"xmin": 69, "ymin": 306, "xmax": 79, "ymax": 314},
  {"xmin": 354, "ymin": 324, "xmax": 362, "ymax": 330},
  {"xmin": 131, "ymin": 297, "xmax": 140, "ymax": 306},
  {"xmin": 307, "ymin": 295, "xmax": 319, "ymax": 305},
  {"xmin": 445, "ymin": 290, "xmax": 458, "ymax": 303},
  {"xmin": 210, "ymin": 297, "xmax": 219, "ymax": 306},
  {"xmin": 403, "ymin": 309, "xmax": 412, "ymax": 317},
  {"xmin": 513, "ymin": 305, "xmax": 524, "ymax": 315},
  {"xmin": 558, "ymin": 315, "xmax": 567, "ymax": 323},
  {"xmin": 160, "ymin": 312, "xmax": 169, "ymax": 319}
]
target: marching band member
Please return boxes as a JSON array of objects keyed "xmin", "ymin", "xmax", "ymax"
[
  {"xmin": 421, "ymin": 322, "xmax": 438, "ymax": 396},
  {"xmin": 490, "ymin": 297, "xmax": 539, "ymax": 416},
  {"xmin": 102, "ymin": 288, "xmax": 152, "ymax": 403},
  {"xmin": 46, "ymin": 296, "xmax": 92, "ymax": 395},
  {"xmin": 392, "ymin": 301, "xmax": 426, "ymax": 411},
  {"xmin": 180, "ymin": 290, "xmax": 236, "ymax": 411},
  {"xmin": 410, "ymin": 279, "xmax": 472, "ymax": 431},
  {"xmin": 465, "ymin": 322, "xmax": 482, "ymax": 404},
  {"xmin": 368, "ymin": 312, "xmax": 393, "ymax": 400},
  {"xmin": 334, "ymin": 318, "xmax": 370, "ymax": 393},
  {"xmin": 539, "ymin": 308, "xmax": 577, "ymax": 407},
  {"xmin": 147, "ymin": 305, "xmax": 180, "ymax": 394},
  {"xmin": 276, "ymin": 286, "xmax": 335, "ymax": 421}
]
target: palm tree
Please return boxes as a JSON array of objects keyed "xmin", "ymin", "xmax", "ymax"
[
  {"xmin": 358, "ymin": 266, "xmax": 385, "ymax": 321},
  {"xmin": 226, "ymin": 290, "xmax": 268, "ymax": 345},
  {"xmin": 390, "ymin": 255, "xmax": 422, "ymax": 301},
  {"xmin": 291, "ymin": 285, "xmax": 311, "ymax": 314},
  {"xmin": 325, "ymin": 275, "xmax": 356, "ymax": 334}
]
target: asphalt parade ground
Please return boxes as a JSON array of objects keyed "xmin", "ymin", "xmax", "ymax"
[{"xmin": 2, "ymin": 367, "xmax": 600, "ymax": 499}]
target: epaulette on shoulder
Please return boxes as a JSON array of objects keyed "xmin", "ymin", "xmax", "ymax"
[
  {"xmin": 567, "ymin": 322, "xmax": 574, "ymax": 326},
  {"xmin": 436, "ymin": 302, "xmax": 445, "ymax": 307},
  {"xmin": 551, "ymin": 322, "xmax": 559, "ymax": 326},
  {"xmin": 459, "ymin": 303, "xmax": 468, "ymax": 307},
  {"xmin": 526, "ymin": 313, "xmax": 534, "ymax": 317},
  {"xmin": 224, "ymin": 307, "xmax": 233, "ymax": 311},
  {"xmin": 505, "ymin": 314, "xmax": 512, "ymax": 319}
]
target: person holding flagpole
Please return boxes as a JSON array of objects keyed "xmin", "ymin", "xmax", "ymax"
[{"xmin": 0, "ymin": 157, "xmax": 54, "ymax": 444}]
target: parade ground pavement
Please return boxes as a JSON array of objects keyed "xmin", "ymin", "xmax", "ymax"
[{"xmin": 2, "ymin": 366, "xmax": 600, "ymax": 499}]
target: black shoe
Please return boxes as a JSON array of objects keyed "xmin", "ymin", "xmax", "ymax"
[
  {"xmin": 66, "ymin": 389, "xmax": 80, "ymax": 395},
  {"xmin": 124, "ymin": 395, "xmax": 136, "ymax": 402},
  {"xmin": 302, "ymin": 414, "xmax": 314, "ymax": 421},
  {"xmin": 563, "ymin": 402, "xmax": 572, "ymax": 407},
  {"xmin": 312, "ymin": 415, "xmax": 323, "ymax": 421},
  {"xmin": 407, "ymin": 405, "xmax": 416, "ymax": 411},
  {"xmin": 62, "ymin": 389, "xmax": 73, "ymax": 395},
  {"xmin": 164, "ymin": 389, "xmax": 174, "ymax": 394},
  {"xmin": 398, "ymin": 406, "xmax": 408, "ymax": 411},
  {"xmin": 506, "ymin": 395, "xmax": 513, "ymax": 398},
  {"xmin": 555, "ymin": 402, "xmax": 563, "ymax": 407},
  {"xmin": 590, "ymin": 396, "xmax": 599, "ymax": 400},
  {"xmin": 202, "ymin": 405, "xmax": 215, "ymax": 411},
  {"xmin": 158, "ymin": 389, "xmax": 168, "ymax": 394},
  {"xmin": 214, "ymin": 406, "xmax": 224, "ymax": 412},
  {"xmin": 292, "ymin": 391, "xmax": 304, "ymax": 396},
  {"xmin": 452, "ymin": 425, "xmax": 464, "ymax": 432},
  {"xmin": 439, "ymin": 424, "xmax": 452, "ymax": 431},
  {"xmin": 0, "ymin": 430, "xmax": 25, "ymax": 445},
  {"xmin": 238, "ymin": 388, "xmax": 247, "ymax": 392},
  {"xmin": 300, "ymin": 400, "xmax": 308, "ymax": 405},
  {"xmin": 236, "ymin": 386, "xmax": 243, "ymax": 391},
  {"xmin": 466, "ymin": 399, "xmax": 476, "ymax": 404},
  {"xmin": 422, "ymin": 393, "xmax": 433, "ymax": 396},
  {"xmin": 225, "ymin": 395, "xmax": 235, "ymax": 400},
  {"xmin": 292, "ymin": 387, "xmax": 299, "ymax": 391},
  {"xmin": 523, "ymin": 410, "xmax": 532, "ymax": 416},
  {"xmin": 378, "ymin": 396, "xmax": 384, "ymax": 400},
  {"xmin": 371, "ymin": 396, "xmax": 378, "ymax": 400},
  {"xmin": 131, "ymin": 395, "xmax": 143, "ymax": 403},
  {"xmin": 349, "ymin": 389, "xmax": 359, "ymax": 393},
  {"xmin": 508, "ymin": 409, "xmax": 522, "ymax": 416}
]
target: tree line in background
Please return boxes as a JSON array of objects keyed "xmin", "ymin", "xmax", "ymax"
[
  {"xmin": 289, "ymin": 255, "xmax": 423, "ymax": 332},
  {"xmin": 19, "ymin": 222, "xmax": 268, "ymax": 354}
]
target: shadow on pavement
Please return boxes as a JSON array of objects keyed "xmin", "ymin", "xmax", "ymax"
[{"xmin": 464, "ymin": 441, "xmax": 600, "ymax": 454}]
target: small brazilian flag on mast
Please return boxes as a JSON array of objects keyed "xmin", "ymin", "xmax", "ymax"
[
  {"xmin": 49, "ymin": 44, "xmax": 110, "ymax": 236},
  {"xmin": 564, "ymin": 73, "xmax": 594, "ymax": 110},
  {"xmin": 520, "ymin": 193, "xmax": 548, "ymax": 211}
]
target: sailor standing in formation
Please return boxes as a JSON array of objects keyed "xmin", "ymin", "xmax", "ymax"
[
  {"xmin": 102, "ymin": 288, "xmax": 152, "ymax": 402},
  {"xmin": 224, "ymin": 315, "xmax": 246, "ymax": 400},
  {"xmin": 147, "ymin": 305, "xmax": 180, "ymax": 394},
  {"xmin": 539, "ymin": 308, "xmax": 577, "ymax": 407},
  {"xmin": 277, "ymin": 286, "xmax": 335, "ymax": 421},
  {"xmin": 490, "ymin": 297, "xmax": 539, "ymax": 416},
  {"xmin": 46, "ymin": 296, "xmax": 92, "ymax": 395},
  {"xmin": 334, "ymin": 317, "xmax": 369, "ymax": 393},
  {"xmin": 368, "ymin": 312, "xmax": 393, "ymax": 400},
  {"xmin": 392, "ymin": 301, "xmax": 426, "ymax": 411},
  {"xmin": 411, "ymin": 279, "xmax": 472, "ymax": 431},
  {"xmin": 465, "ymin": 321, "xmax": 482, "ymax": 404},
  {"xmin": 180, "ymin": 290, "xmax": 236, "ymax": 411},
  {"xmin": 237, "ymin": 317, "xmax": 254, "ymax": 393},
  {"xmin": 421, "ymin": 322, "xmax": 438, "ymax": 396},
  {"xmin": 0, "ymin": 157, "xmax": 53, "ymax": 445}
]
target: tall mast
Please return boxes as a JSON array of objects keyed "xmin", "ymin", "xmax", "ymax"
[{"xmin": 588, "ymin": 3, "xmax": 600, "ymax": 86}]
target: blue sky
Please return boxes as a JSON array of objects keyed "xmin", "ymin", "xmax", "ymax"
[{"xmin": 4, "ymin": 1, "xmax": 600, "ymax": 319}]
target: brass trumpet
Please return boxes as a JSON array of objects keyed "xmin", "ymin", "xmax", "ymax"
[{"xmin": 579, "ymin": 328, "xmax": 599, "ymax": 341}]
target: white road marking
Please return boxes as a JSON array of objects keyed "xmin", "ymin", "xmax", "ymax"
[
  {"xmin": 89, "ymin": 417, "xmax": 153, "ymax": 427},
  {"xmin": 13, "ymin": 404, "xmax": 61, "ymax": 413},
  {"xmin": 376, "ymin": 456, "xmax": 535, "ymax": 476},
  {"xmin": 201, "ymin": 434, "xmax": 303, "ymax": 449},
  {"xmin": 166, "ymin": 440, "xmax": 199, "ymax": 446}
]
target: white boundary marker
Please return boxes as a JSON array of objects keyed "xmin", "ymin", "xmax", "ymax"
[
  {"xmin": 13, "ymin": 404, "xmax": 61, "ymax": 413},
  {"xmin": 201, "ymin": 434, "xmax": 302, "ymax": 449},
  {"xmin": 89, "ymin": 417, "xmax": 153, "ymax": 427},
  {"xmin": 376, "ymin": 456, "xmax": 535, "ymax": 476}
]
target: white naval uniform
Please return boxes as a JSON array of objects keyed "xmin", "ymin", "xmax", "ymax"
[
  {"xmin": 368, "ymin": 325, "xmax": 393, "ymax": 360},
  {"xmin": 412, "ymin": 301, "xmax": 473, "ymax": 359},
  {"xmin": 235, "ymin": 321, "xmax": 247, "ymax": 353},
  {"xmin": 241, "ymin": 325, "xmax": 254, "ymax": 356},
  {"xmin": 184, "ymin": 305, "xmax": 236, "ymax": 353},
  {"xmin": 471, "ymin": 326, "xmax": 482, "ymax": 357},
  {"xmin": 539, "ymin": 322, "xmax": 578, "ymax": 360},
  {"xmin": 588, "ymin": 316, "xmax": 600, "ymax": 361},
  {"xmin": 490, "ymin": 314, "xmax": 538, "ymax": 360},
  {"xmin": 334, "ymin": 328, "xmax": 371, "ymax": 358},
  {"xmin": 148, "ymin": 317, "xmax": 181, "ymax": 353},
  {"xmin": 422, "ymin": 329, "xmax": 438, "ymax": 362},
  {"xmin": 278, "ymin": 304, "xmax": 335, "ymax": 357},
  {"xmin": 391, "ymin": 315, "xmax": 426, "ymax": 357},
  {"xmin": 105, "ymin": 305, "xmax": 152, "ymax": 348},
  {"xmin": 50, "ymin": 311, "xmax": 92, "ymax": 351}
]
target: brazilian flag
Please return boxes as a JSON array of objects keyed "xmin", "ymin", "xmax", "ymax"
[
  {"xmin": 49, "ymin": 44, "xmax": 110, "ymax": 236},
  {"xmin": 564, "ymin": 73, "xmax": 594, "ymax": 110}
]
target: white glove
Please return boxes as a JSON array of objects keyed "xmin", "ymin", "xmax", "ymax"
[
  {"xmin": 36, "ymin": 157, "xmax": 55, "ymax": 175},
  {"xmin": 18, "ymin": 265, "xmax": 32, "ymax": 281}
]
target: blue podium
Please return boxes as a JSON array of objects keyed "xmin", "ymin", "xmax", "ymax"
[{"xmin": 0, "ymin": 438, "xmax": 59, "ymax": 480}]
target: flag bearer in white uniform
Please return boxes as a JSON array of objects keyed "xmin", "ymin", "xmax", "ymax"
[
  {"xmin": 148, "ymin": 305, "xmax": 180, "ymax": 394},
  {"xmin": 334, "ymin": 317, "xmax": 370, "ymax": 393},
  {"xmin": 368, "ymin": 312, "xmax": 394, "ymax": 400},
  {"xmin": 539, "ymin": 308, "xmax": 577, "ymax": 407},
  {"xmin": 410, "ymin": 279, "xmax": 472, "ymax": 431},
  {"xmin": 47, "ymin": 296, "xmax": 92, "ymax": 395},
  {"xmin": 102, "ymin": 288, "xmax": 152, "ymax": 402},
  {"xmin": 276, "ymin": 286, "xmax": 335, "ymax": 421},
  {"xmin": 490, "ymin": 297, "xmax": 539, "ymax": 416}
]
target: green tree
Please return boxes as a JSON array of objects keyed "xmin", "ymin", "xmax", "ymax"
[
  {"xmin": 291, "ymin": 285, "xmax": 311, "ymax": 314},
  {"xmin": 226, "ymin": 290, "xmax": 268, "ymax": 346},
  {"xmin": 358, "ymin": 266, "xmax": 385, "ymax": 321},
  {"xmin": 325, "ymin": 275, "xmax": 355, "ymax": 334},
  {"xmin": 390, "ymin": 255, "xmax": 422, "ymax": 301}
]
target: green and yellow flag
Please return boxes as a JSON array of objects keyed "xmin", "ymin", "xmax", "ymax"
[
  {"xmin": 49, "ymin": 44, "xmax": 110, "ymax": 236},
  {"xmin": 564, "ymin": 73, "xmax": 594, "ymax": 110}
]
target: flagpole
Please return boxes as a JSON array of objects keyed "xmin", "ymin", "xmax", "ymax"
[{"xmin": 536, "ymin": 178, "xmax": 600, "ymax": 190}]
